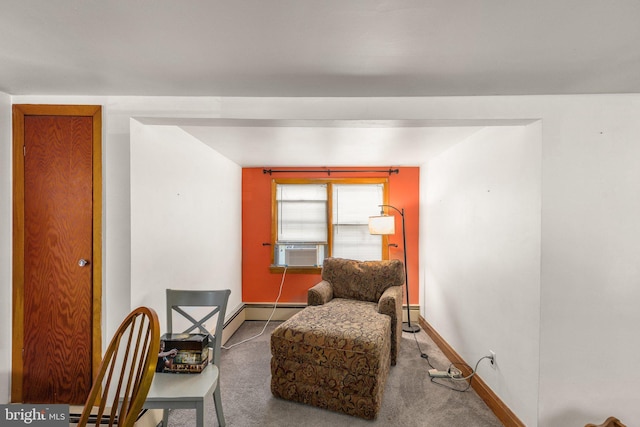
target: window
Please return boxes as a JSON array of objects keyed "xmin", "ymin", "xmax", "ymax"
[
  {"xmin": 272, "ymin": 178, "xmax": 388, "ymax": 270},
  {"xmin": 332, "ymin": 184, "xmax": 384, "ymax": 260},
  {"xmin": 274, "ymin": 183, "xmax": 328, "ymax": 267}
]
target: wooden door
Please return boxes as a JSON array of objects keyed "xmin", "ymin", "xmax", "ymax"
[{"xmin": 12, "ymin": 105, "xmax": 102, "ymax": 404}]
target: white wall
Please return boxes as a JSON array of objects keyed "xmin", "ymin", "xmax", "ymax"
[
  {"xmin": 218, "ymin": 95, "xmax": 640, "ymax": 426},
  {"xmin": 4, "ymin": 96, "xmax": 227, "ymax": 365},
  {"xmin": 536, "ymin": 98, "xmax": 640, "ymax": 426},
  {"xmin": 0, "ymin": 92, "xmax": 12, "ymax": 403},
  {"xmin": 2, "ymin": 95, "xmax": 243, "ymax": 403},
  {"xmin": 423, "ymin": 124, "xmax": 542, "ymax": 426},
  {"xmin": 130, "ymin": 121, "xmax": 243, "ymax": 330},
  {"xmin": 2, "ymin": 94, "xmax": 639, "ymax": 426},
  {"xmin": 101, "ymin": 97, "xmax": 226, "ymax": 340}
]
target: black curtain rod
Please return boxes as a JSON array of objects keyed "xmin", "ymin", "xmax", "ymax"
[{"xmin": 263, "ymin": 168, "xmax": 399, "ymax": 176}]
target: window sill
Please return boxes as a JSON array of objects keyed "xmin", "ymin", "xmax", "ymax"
[{"xmin": 269, "ymin": 265, "xmax": 321, "ymax": 274}]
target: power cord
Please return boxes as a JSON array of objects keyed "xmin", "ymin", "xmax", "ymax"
[
  {"xmin": 429, "ymin": 356, "xmax": 493, "ymax": 392},
  {"xmin": 412, "ymin": 329, "xmax": 436, "ymax": 367},
  {"xmin": 411, "ymin": 327, "xmax": 493, "ymax": 392},
  {"xmin": 222, "ymin": 266, "xmax": 287, "ymax": 350}
]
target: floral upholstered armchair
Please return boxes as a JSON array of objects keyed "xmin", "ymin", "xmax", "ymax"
[
  {"xmin": 271, "ymin": 257, "xmax": 405, "ymax": 418},
  {"xmin": 307, "ymin": 257, "xmax": 405, "ymax": 365}
]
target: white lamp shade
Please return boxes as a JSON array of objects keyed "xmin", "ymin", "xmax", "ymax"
[{"xmin": 368, "ymin": 215, "xmax": 395, "ymax": 235}]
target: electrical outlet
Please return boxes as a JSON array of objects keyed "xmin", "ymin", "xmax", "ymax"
[{"xmin": 489, "ymin": 350, "xmax": 496, "ymax": 368}]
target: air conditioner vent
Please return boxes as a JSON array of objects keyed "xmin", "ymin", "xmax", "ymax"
[{"xmin": 275, "ymin": 244, "xmax": 325, "ymax": 267}]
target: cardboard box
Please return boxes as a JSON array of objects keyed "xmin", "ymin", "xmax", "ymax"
[{"xmin": 159, "ymin": 333, "xmax": 210, "ymax": 373}]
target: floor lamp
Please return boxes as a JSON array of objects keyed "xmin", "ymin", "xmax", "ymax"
[{"xmin": 368, "ymin": 205, "xmax": 420, "ymax": 333}]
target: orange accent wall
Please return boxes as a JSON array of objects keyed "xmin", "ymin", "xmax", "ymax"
[{"xmin": 242, "ymin": 167, "xmax": 420, "ymax": 305}]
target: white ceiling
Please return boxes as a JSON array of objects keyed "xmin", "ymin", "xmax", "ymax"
[
  {"xmin": 4, "ymin": 1, "xmax": 638, "ymax": 166},
  {"xmin": 2, "ymin": 0, "xmax": 640, "ymax": 97}
]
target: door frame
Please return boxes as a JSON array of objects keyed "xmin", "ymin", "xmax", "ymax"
[{"xmin": 11, "ymin": 104, "xmax": 103, "ymax": 402}]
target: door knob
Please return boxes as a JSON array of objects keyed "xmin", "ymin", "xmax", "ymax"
[{"xmin": 78, "ymin": 259, "xmax": 90, "ymax": 267}]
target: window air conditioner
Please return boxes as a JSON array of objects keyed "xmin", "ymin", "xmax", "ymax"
[{"xmin": 276, "ymin": 244, "xmax": 323, "ymax": 267}]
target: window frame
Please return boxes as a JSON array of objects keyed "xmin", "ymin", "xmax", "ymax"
[{"xmin": 270, "ymin": 177, "xmax": 390, "ymax": 273}]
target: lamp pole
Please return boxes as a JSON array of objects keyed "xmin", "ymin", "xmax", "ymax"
[{"xmin": 380, "ymin": 205, "xmax": 420, "ymax": 333}]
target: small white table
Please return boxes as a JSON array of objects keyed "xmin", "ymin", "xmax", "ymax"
[{"xmin": 143, "ymin": 364, "xmax": 224, "ymax": 427}]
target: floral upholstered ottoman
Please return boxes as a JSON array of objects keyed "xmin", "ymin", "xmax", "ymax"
[{"xmin": 270, "ymin": 299, "xmax": 391, "ymax": 419}]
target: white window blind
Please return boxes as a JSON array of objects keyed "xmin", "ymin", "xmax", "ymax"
[
  {"xmin": 276, "ymin": 184, "xmax": 327, "ymax": 243},
  {"xmin": 332, "ymin": 184, "xmax": 384, "ymax": 261}
]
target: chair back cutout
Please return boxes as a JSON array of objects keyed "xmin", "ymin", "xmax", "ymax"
[{"xmin": 166, "ymin": 289, "xmax": 231, "ymax": 365}]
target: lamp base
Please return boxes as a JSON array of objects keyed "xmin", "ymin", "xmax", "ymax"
[{"xmin": 402, "ymin": 322, "xmax": 420, "ymax": 334}]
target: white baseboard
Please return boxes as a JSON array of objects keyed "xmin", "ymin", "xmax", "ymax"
[
  {"xmin": 243, "ymin": 304, "xmax": 305, "ymax": 321},
  {"xmin": 401, "ymin": 305, "xmax": 421, "ymax": 323},
  {"xmin": 224, "ymin": 303, "xmax": 421, "ymax": 325},
  {"xmin": 221, "ymin": 307, "xmax": 245, "ymax": 346}
]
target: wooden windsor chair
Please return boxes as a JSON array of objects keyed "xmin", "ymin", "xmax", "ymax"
[{"xmin": 75, "ymin": 306, "xmax": 160, "ymax": 427}]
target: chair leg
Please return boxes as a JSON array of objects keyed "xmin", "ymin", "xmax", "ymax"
[{"xmin": 213, "ymin": 383, "xmax": 225, "ymax": 427}]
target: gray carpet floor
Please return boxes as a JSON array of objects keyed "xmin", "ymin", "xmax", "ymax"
[{"xmin": 167, "ymin": 321, "xmax": 503, "ymax": 427}]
